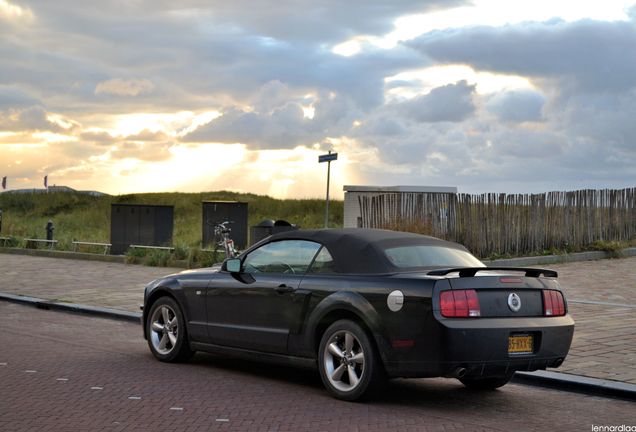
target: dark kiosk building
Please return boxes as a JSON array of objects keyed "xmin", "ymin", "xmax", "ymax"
[{"xmin": 110, "ymin": 204, "xmax": 174, "ymax": 255}]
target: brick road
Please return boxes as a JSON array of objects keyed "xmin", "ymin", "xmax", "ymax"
[
  {"xmin": 1, "ymin": 254, "xmax": 636, "ymax": 384},
  {"xmin": 548, "ymin": 258, "xmax": 636, "ymax": 384},
  {"xmin": 1, "ymin": 302, "xmax": 634, "ymax": 432}
]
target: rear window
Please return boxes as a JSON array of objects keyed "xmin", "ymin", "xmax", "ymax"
[{"xmin": 384, "ymin": 245, "xmax": 484, "ymax": 268}]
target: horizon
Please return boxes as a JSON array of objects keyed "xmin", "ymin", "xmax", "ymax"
[
  {"xmin": 3, "ymin": 183, "xmax": 635, "ymax": 201},
  {"xmin": 2, "ymin": 0, "xmax": 636, "ymax": 199}
]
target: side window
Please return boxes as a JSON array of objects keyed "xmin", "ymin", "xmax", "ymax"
[
  {"xmin": 307, "ymin": 246, "xmax": 336, "ymax": 274},
  {"xmin": 243, "ymin": 240, "xmax": 321, "ymax": 274}
]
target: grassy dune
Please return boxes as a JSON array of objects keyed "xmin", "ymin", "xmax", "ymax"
[{"xmin": 0, "ymin": 190, "xmax": 343, "ymax": 251}]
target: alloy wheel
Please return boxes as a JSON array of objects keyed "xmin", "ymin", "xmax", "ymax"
[
  {"xmin": 323, "ymin": 330, "xmax": 366, "ymax": 392},
  {"xmin": 150, "ymin": 304, "xmax": 179, "ymax": 355}
]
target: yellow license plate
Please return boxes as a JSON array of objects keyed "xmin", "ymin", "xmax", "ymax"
[{"xmin": 508, "ymin": 335, "xmax": 533, "ymax": 354}]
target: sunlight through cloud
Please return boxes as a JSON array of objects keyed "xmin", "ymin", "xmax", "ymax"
[
  {"xmin": 332, "ymin": 0, "xmax": 635, "ymax": 54},
  {"xmin": 385, "ymin": 65, "xmax": 533, "ymax": 100},
  {"xmin": 0, "ymin": 0, "xmax": 34, "ymax": 22}
]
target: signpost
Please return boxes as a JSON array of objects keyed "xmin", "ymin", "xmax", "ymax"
[{"xmin": 318, "ymin": 151, "xmax": 338, "ymax": 228}]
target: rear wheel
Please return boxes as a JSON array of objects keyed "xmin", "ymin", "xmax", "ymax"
[
  {"xmin": 459, "ymin": 374, "xmax": 513, "ymax": 390},
  {"xmin": 146, "ymin": 297, "xmax": 194, "ymax": 362},
  {"xmin": 318, "ymin": 320, "xmax": 385, "ymax": 401}
]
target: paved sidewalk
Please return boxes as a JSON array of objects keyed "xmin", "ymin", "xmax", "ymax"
[
  {"xmin": 546, "ymin": 258, "xmax": 636, "ymax": 385},
  {"xmin": 1, "ymin": 253, "xmax": 636, "ymax": 386},
  {"xmin": 0, "ymin": 255, "xmax": 178, "ymax": 312}
]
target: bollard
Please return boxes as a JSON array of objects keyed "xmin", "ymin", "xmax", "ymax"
[{"xmin": 46, "ymin": 219, "xmax": 54, "ymax": 241}]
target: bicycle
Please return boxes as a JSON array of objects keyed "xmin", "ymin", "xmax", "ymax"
[{"xmin": 212, "ymin": 221, "xmax": 239, "ymax": 259}]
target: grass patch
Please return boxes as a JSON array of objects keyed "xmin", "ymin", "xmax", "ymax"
[{"xmin": 0, "ymin": 190, "xmax": 343, "ymax": 267}]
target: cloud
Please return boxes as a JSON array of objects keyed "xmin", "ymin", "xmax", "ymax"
[
  {"xmin": 2, "ymin": 2, "xmax": 636, "ymax": 195},
  {"xmin": 0, "ymin": 0, "xmax": 34, "ymax": 23},
  {"xmin": 184, "ymin": 105, "xmax": 315, "ymax": 148},
  {"xmin": 124, "ymin": 129, "xmax": 171, "ymax": 142},
  {"xmin": 0, "ymin": 5, "xmax": 423, "ymax": 120},
  {"xmin": 0, "ymin": 86, "xmax": 39, "ymax": 110},
  {"xmin": 95, "ymin": 78, "xmax": 155, "ymax": 96},
  {"xmin": 110, "ymin": 141, "xmax": 174, "ymax": 162},
  {"xmin": 359, "ymin": 117, "xmax": 406, "ymax": 137},
  {"xmin": 0, "ymin": 106, "xmax": 62, "ymax": 132},
  {"xmin": 184, "ymin": 82, "xmax": 361, "ymax": 148},
  {"xmin": 79, "ymin": 130, "xmax": 116, "ymax": 145},
  {"xmin": 408, "ymin": 19, "xmax": 636, "ymax": 93},
  {"xmin": 149, "ymin": 0, "xmax": 467, "ymax": 43},
  {"xmin": 561, "ymin": 90, "xmax": 636, "ymax": 153},
  {"xmin": 399, "ymin": 80, "xmax": 476, "ymax": 123},
  {"xmin": 488, "ymin": 128, "xmax": 565, "ymax": 159},
  {"xmin": 486, "ymin": 90, "xmax": 545, "ymax": 122}
]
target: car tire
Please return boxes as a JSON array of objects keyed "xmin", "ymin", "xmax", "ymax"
[
  {"xmin": 146, "ymin": 296, "xmax": 194, "ymax": 363},
  {"xmin": 318, "ymin": 319, "xmax": 385, "ymax": 401},
  {"xmin": 459, "ymin": 374, "xmax": 513, "ymax": 390}
]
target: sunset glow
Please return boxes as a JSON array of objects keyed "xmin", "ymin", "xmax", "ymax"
[{"xmin": 2, "ymin": 0, "xmax": 635, "ymax": 197}]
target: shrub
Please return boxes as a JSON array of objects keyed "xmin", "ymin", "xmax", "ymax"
[
  {"xmin": 147, "ymin": 250, "xmax": 171, "ymax": 267},
  {"xmin": 172, "ymin": 244, "xmax": 189, "ymax": 260},
  {"xmin": 125, "ymin": 247, "xmax": 148, "ymax": 264},
  {"xmin": 187, "ymin": 247, "xmax": 219, "ymax": 268}
]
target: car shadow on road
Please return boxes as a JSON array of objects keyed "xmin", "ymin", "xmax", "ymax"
[
  {"xmin": 189, "ymin": 351, "xmax": 323, "ymax": 388},
  {"xmin": 185, "ymin": 351, "xmax": 518, "ymax": 408}
]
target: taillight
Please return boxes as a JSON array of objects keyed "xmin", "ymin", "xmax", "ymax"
[
  {"xmin": 440, "ymin": 289, "xmax": 481, "ymax": 318},
  {"xmin": 542, "ymin": 289, "xmax": 566, "ymax": 316}
]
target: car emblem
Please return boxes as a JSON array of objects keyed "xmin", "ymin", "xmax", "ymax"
[{"xmin": 508, "ymin": 293, "xmax": 521, "ymax": 312}]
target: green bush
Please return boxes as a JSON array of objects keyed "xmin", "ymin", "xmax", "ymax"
[
  {"xmin": 172, "ymin": 244, "xmax": 189, "ymax": 260},
  {"xmin": 187, "ymin": 247, "xmax": 219, "ymax": 268},
  {"xmin": 124, "ymin": 247, "xmax": 147, "ymax": 264},
  {"xmin": 590, "ymin": 240, "xmax": 623, "ymax": 253},
  {"xmin": 0, "ymin": 235, "xmax": 21, "ymax": 248},
  {"xmin": 147, "ymin": 250, "xmax": 171, "ymax": 267}
]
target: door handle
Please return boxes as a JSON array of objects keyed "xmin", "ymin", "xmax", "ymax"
[{"xmin": 275, "ymin": 284, "xmax": 294, "ymax": 294}]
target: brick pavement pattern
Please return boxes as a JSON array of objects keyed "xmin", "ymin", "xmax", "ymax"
[
  {"xmin": 0, "ymin": 254, "xmax": 180, "ymax": 311},
  {"xmin": 549, "ymin": 258, "xmax": 636, "ymax": 384},
  {"xmin": 1, "ymin": 253, "xmax": 636, "ymax": 384},
  {"xmin": 1, "ymin": 302, "xmax": 634, "ymax": 432}
]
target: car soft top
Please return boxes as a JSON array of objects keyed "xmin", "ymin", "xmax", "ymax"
[{"xmin": 264, "ymin": 228, "xmax": 471, "ymax": 274}]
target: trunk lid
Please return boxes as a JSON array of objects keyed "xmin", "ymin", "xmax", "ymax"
[{"xmin": 432, "ymin": 268, "xmax": 561, "ymax": 318}]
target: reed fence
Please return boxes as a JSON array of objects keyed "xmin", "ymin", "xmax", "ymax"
[{"xmin": 358, "ymin": 188, "xmax": 636, "ymax": 258}]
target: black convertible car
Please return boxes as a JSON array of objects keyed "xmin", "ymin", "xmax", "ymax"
[{"xmin": 142, "ymin": 228, "xmax": 574, "ymax": 400}]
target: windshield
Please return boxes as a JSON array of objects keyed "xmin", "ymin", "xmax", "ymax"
[{"xmin": 384, "ymin": 245, "xmax": 484, "ymax": 269}]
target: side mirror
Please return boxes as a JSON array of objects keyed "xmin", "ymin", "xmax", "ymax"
[{"xmin": 226, "ymin": 258, "xmax": 242, "ymax": 273}]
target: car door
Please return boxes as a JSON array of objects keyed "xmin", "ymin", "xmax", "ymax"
[{"xmin": 206, "ymin": 239, "xmax": 321, "ymax": 354}]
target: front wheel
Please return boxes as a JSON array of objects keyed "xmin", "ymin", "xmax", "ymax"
[
  {"xmin": 146, "ymin": 297, "xmax": 194, "ymax": 362},
  {"xmin": 318, "ymin": 320, "xmax": 385, "ymax": 401},
  {"xmin": 459, "ymin": 374, "xmax": 513, "ymax": 390}
]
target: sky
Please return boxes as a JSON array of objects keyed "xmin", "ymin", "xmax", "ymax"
[{"xmin": 1, "ymin": 0, "xmax": 636, "ymax": 198}]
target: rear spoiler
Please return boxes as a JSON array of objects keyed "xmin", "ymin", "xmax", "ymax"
[{"xmin": 427, "ymin": 267, "xmax": 558, "ymax": 278}]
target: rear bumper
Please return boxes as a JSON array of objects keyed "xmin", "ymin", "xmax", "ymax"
[{"xmin": 384, "ymin": 315, "xmax": 575, "ymax": 378}]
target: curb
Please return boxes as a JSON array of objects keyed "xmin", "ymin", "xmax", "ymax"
[
  {"xmin": 0, "ymin": 247, "xmax": 190, "ymax": 269},
  {"xmin": 2, "ymin": 291, "xmax": 635, "ymax": 401},
  {"xmin": 0, "ymin": 247, "xmax": 126, "ymax": 264},
  {"xmin": 513, "ymin": 370, "xmax": 636, "ymax": 401},
  {"xmin": 0, "ymin": 292, "xmax": 141, "ymax": 323}
]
